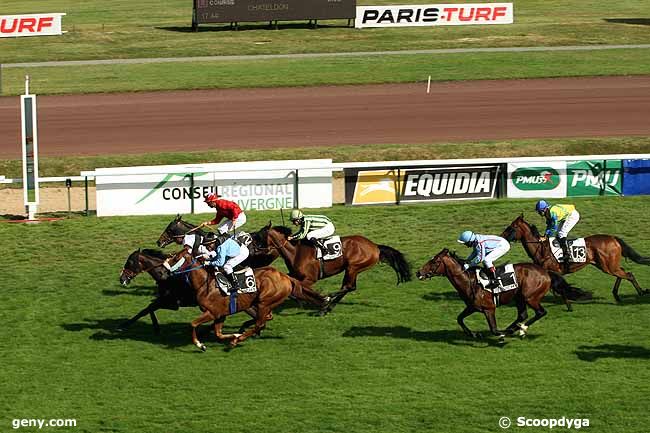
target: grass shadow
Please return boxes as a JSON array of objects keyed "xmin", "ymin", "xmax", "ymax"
[
  {"xmin": 342, "ymin": 325, "xmax": 539, "ymax": 347},
  {"xmin": 574, "ymin": 344, "xmax": 650, "ymax": 362},
  {"xmin": 603, "ymin": 18, "xmax": 650, "ymax": 26},
  {"xmin": 102, "ymin": 285, "xmax": 157, "ymax": 297},
  {"xmin": 157, "ymin": 22, "xmax": 345, "ymax": 33}
]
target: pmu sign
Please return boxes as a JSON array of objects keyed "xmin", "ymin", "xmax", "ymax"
[
  {"xmin": 355, "ymin": 3, "xmax": 512, "ymax": 28},
  {"xmin": 0, "ymin": 13, "xmax": 66, "ymax": 38}
]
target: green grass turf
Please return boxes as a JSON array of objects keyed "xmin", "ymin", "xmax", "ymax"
[
  {"xmin": 1, "ymin": 136, "xmax": 649, "ymax": 179},
  {"xmin": 2, "ymin": 48, "xmax": 650, "ymax": 96},
  {"xmin": 1, "ymin": 196, "xmax": 649, "ymax": 432},
  {"xmin": 1, "ymin": 0, "xmax": 649, "ymax": 94}
]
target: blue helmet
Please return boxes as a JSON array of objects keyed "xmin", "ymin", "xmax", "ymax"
[
  {"xmin": 458, "ymin": 230, "xmax": 476, "ymax": 244},
  {"xmin": 535, "ymin": 200, "xmax": 550, "ymax": 213}
]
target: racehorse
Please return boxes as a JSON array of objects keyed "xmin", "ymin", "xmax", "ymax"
[
  {"xmin": 257, "ymin": 223, "xmax": 412, "ymax": 314},
  {"xmin": 119, "ymin": 249, "xmax": 197, "ymax": 333},
  {"xmin": 416, "ymin": 248, "xmax": 577, "ymax": 341},
  {"xmin": 501, "ymin": 214, "xmax": 650, "ymax": 302},
  {"xmin": 156, "ymin": 215, "xmax": 279, "ymax": 269},
  {"xmin": 164, "ymin": 249, "xmax": 305, "ymax": 350}
]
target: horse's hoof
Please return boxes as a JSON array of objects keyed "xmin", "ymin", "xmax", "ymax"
[
  {"xmin": 472, "ymin": 332, "xmax": 483, "ymax": 339},
  {"xmin": 199, "ymin": 344, "xmax": 207, "ymax": 352},
  {"xmin": 229, "ymin": 339, "xmax": 239, "ymax": 348},
  {"xmin": 497, "ymin": 334, "xmax": 506, "ymax": 344}
]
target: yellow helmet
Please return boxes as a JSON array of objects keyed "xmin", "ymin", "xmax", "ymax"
[{"xmin": 290, "ymin": 209, "xmax": 304, "ymax": 221}]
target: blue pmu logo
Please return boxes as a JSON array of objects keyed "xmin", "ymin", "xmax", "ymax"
[{"xmin": 136, "ymin": 172, "xmax": 211, "ymax": 204}]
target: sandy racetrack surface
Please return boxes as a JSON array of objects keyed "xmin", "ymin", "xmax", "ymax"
[{"xmin": 1, "ymin": 76, "xmax": 649, "ymax": 159}]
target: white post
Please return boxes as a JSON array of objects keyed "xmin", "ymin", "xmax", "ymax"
[
  {"xmin": 25, "ymin": 75, "xmax": 30, "ymax": 95},
  {"xmin": 427, "ymin": 75, "xmax": 431, "ymax": 94}
]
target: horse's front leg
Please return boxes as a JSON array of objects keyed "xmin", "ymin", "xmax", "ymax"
[
  {"xmin": 321, "ymin": 269, "xmax": 358, "ymax": 316},
  {"xmin": 119, "ymin": 298, "xmax": 163, "ymax": 332},
  {"xmin": 457, "ymin": 305, "xmax": 481, "ymax": 339},
  {"xmin": 191, "ymin": 310, "xmax": 215, "ymax": 351},
  {"xmin": 484, "ymin": 309, "xmax": 506, "ymax": 343}
]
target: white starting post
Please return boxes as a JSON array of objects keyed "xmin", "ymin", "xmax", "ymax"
[{"xmin": 21, "ymin": 75, "xmax": 40, "ymax": 220}]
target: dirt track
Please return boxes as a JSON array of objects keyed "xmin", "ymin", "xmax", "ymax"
[{"xmin": 1, "ymin": 76, "xmax": 650, "ymax": 158}]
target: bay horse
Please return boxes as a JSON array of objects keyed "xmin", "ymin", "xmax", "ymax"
[
  {"xmin": 164, "ymin": 249, "xmax": 306, "ymax": 350},
  {"xmin": 258, "ymin": 223, "xmax": 412, "ymax": 314},
  {"xmin": 156, "ymin": 215, "xmax": 279, "ymax": 269},
  {"xmin": 416, "ymin": 249, "xmax": 575, "ymax": 341},
  {"xmin": 119, "ymin": 249, "xmax": 197, "ymax": 333},
  {"xmin": 501, "ymin": 214, "xmax": 650, "ymax": 302}
]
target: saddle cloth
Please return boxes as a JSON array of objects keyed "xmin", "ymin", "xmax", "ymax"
[
  {"xmin": 549, "ymin": 237, "xmax": 587, "ymax": 263},
  {"xmin": 235, "ymin": 231, "xmax": 253, "ymax": 247},
  {"xmin": 215, "ymin": 267, "xmax": 257, "ymax": 294},
  {"xmin": 315, "ymin": 236, "xmax": 343, "ymax": 261},
  {"xmin": 476, "ymin": 264, "xmax": 518, "ymax": 294}
]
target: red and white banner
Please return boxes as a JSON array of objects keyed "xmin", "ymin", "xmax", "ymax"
[
  {"xmin": 355, "ymin": 3, "xmax": 512, "ymax": 28},
  {"xmin": 0, "ymin": 13, "xmax": 66, "ymax": 38}
]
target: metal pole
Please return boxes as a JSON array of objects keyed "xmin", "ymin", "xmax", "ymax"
[
  {"xmin": 84, "ymin": 176, "xmax": 89, "ymax": 216},
  {"xmin": 396, "ymin": 168, "xmax": 401, "ymax": 205},
  {"xmin": 66, "ymin": 178, "xmax": 72, "ymax": 217},
  {"xmin": 293, "ymin": 169, "xmax": 299, "ymax": 209},
  {"xmin": 189, "ymin": 173, "xmax": 195, "ymax": 214}
]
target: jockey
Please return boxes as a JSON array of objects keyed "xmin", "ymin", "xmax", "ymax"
[
  {"xmin": 535, "ymin": 200, "xmax": 580, "ymax": 270},
  {"xmin": 287, "ymin": 209, "xmax": 335, "ymax": 251},
  {"xmin": 202, "ymin": 193, "xmax": 247, "ymax": 235},
  {"xmin": 201, "ymin": 233, "xmax": 250, "ymax": 295},
  {"xmin": 457, "ymin": 231, "xmax": 511, "ymax": 287}
]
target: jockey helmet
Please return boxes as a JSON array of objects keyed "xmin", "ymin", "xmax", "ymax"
[
  {"xmin": 457, "ymin": 230, "xmax": 476, "ymax": 244},
  {"xmin": 201, "ymin": 232, "xmax": 219, "ymax": 245},
  {"xmin": 535, "ymin": 200, "xmax": 549, "ymax": 213},
  {"xmin": 290, "ymin": 209, "xmax": 304, "ymax": 221},
  {"xmin": 204, "ymin": 193, "xmax": 220, "ymax": 204}
]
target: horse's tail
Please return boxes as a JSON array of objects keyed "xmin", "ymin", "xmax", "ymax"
[
  {"xmin": 549, "ymin": 271, "xmax": 592, "ymax": 301},
  {"xmin": 616, "ymin": 237, "xmax": 650, "ymax": 265},
  {"xmin": 378, "ymin": 245, "xmax": 412, "ymax": 285}
]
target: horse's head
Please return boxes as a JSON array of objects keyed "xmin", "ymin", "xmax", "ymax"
[
  {"xmin": 501, "ymin": 213, "xmax": 530, "ymax": 242},
  {"xmin": 259, "ymin": 223, "xmax": 292, "ymax": 251},
  {"xmin": 120, "ymin": 249, "xmax": 142, "ymax": 286},
  {"xmin": 416, "ymin": 248, "xmax": 452, "ymax": 280},
  {"xmin": 157, "ymin": 214, "xmax": 196, "ymax": 247}
]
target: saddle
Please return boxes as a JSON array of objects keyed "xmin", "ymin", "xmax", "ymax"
[
  {"xmin": 475, "ymin": 264, "xmax": 518, "ymax": 294},
  {"xmin": 214, "ymin": 267, "xmax": 257, "ymax": 295},
  {"xmin": 315, "ymin": 236, "xmax": 343, "ymax": 261},
  {"xmin": 549, "ymin": 237, "xmax": 587, "ymax": 263}
]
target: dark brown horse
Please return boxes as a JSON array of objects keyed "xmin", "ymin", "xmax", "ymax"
[
  {"xmin": 258, "ymin": 224, "xmax": 412, "ymax": 314},
  {"xmin": 119, "ymin": 249, "xmax": 197, "ymax": 333},
  {"xmin": 501, "ymin": 214, "xmax": 650, "ymax": 302},
  {"xmin": 164, "ymin": 249, "xmax": 308, "ymax": 350},
  {"xmin": 157, "ymin": 215, "xmax": 279, "ymax": 269},
  {"xmin": 416, "ymin": 249, "xmax": 574, "ymax": 341}
]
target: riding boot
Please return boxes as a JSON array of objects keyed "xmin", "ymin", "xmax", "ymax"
[
  {"xmin": 559, "ymin": 237, "xmax": 570, "ymax": 272},
  {"xmin": 227, "ymin": 272, "xmax": 241, "ymax": 294},
  {"xmin": 313, "ymin": 238, "xmax": 326, "ymax": 252}
]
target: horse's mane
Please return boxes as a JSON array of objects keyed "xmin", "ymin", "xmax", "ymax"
[
  {"xmin": 272, "ymin": 226, "xmax": 293, "ymax": 237},
  {"xmin": 530, "ymin": 224, "xmax": 542, "ymax": 238},
  {"xmin": 141, "ymin": 249, "xmax": 169, "ymax": 260},
  {"xmin": 447, "ymin": 250, "xmax": 467, "ymax": 265}
]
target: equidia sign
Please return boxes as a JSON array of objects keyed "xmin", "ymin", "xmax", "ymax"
[{"xmin": 345, "ymin": 165, "xmax": 500, "ymax": 205}]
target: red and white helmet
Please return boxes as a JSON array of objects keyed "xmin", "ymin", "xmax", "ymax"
[{"xmin": 204, "ymin": 193, "xmax": 220, "ymax": 204}]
